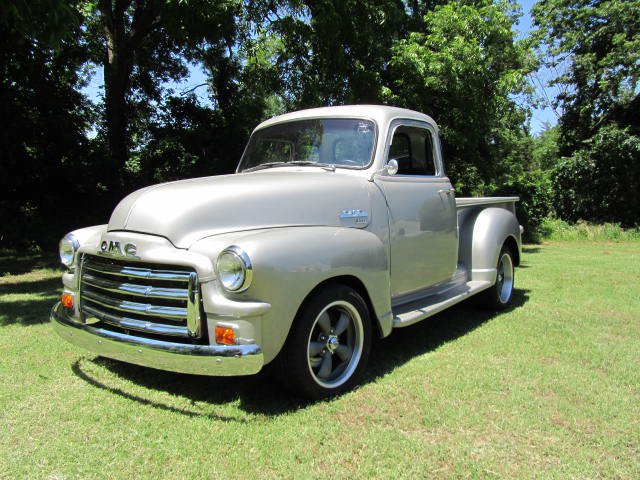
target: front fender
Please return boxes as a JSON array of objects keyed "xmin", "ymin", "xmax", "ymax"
[{"xmin": 192, "ymin": 226, "xmax": 391, "ymax": 363}]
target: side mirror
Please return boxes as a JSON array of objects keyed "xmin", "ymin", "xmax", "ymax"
[
  {"xmin": 369, "ymin": 159, "xmax": 399, "ymax": 181},
  {"xmin": 386, "ymin": 159, "xmax": 399, "ymax": 176}
]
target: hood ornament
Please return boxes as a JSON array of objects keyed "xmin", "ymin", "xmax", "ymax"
[{"xmin": 100, "ymin": 240, "xmax": 138, "ymax": 258}]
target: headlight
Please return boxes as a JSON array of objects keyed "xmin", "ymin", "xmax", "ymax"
[
  {"xmin": 216, "ymin": 246, "xmax": 252, "ymax": 292},
  {"xmin": 59, "ymin": 233, "xmax": 80, "ymax": 267}
]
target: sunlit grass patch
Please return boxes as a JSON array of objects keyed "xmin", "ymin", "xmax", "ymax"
[{"xmin": 0, "ymin": 241, "xmax": 638, "ymax": 479}]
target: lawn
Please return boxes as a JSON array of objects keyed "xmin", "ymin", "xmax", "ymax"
[{"xmin": 1, "ymin": 242, "xmax": 639, "ymax": 479}]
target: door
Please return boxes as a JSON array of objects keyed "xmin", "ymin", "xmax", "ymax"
[{"xmin": 375, "ymin": 121, "xmax": 458, "ymax": 297}]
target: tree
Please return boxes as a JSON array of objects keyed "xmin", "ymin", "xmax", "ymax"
[
  {"xmin": 0, "ymin": 1, "xmax": 101, "ymax": 248},
  {"xmin": 531, "ymin": 125, "xmax": 560, "ymax": 170},
  {"xmin": 383, "ymin": 0, "xmax": 533, "ymax": 193},
  {"xmin": 533, "ymin": 0, "xmax": 640, "ymax": 226},
  {"xmin": 84, "ymin": 0, "xmax": 242, "ymax": 191},
  {"xmin": 532, "ymin": 0, "xmax": 640, "ymax": 153},
  {"xmin": 552, "ymin": 125, "xmax": 640, "ymax": 226},
  {"xmin": 252, "ymin": 0, "xmax": 410, "ymax": 108}
]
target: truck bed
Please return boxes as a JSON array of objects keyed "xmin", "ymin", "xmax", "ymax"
[{"xmin": 455, "ymin": 196, "xmax": 519, "ymax": 208}]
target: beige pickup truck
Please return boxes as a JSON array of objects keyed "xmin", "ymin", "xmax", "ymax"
[{"xmin": 51, "ymin": 105, "xmax": 521, "ymax": 399}]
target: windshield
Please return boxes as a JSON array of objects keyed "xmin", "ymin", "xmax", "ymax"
[{"xmin": 238, "ymin": 118, "xmax": 376, "ymax": 172}]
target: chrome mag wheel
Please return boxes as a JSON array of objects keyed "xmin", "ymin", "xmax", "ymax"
[
  {"xmin": 496, "ymin": 251, "xmax": 514, "ymax": 304},
  {"xmin": 275, "ymin": 284, "xmax": 371, "ymax": 399},
  {"xmin": 306, "ymin": 300, "xmax": 364, "ymax": 389},
  {"xmin": 480, "ymin": 245, "xmax": 516, "ymax": 310}
]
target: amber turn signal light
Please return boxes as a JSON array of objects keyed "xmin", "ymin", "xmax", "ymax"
[
  {"xmin": 215, "ymin": 326, "xmax": 236, "ymax": 345},
  {"xmin": 61, "ymin": 292, "xmax": 74, "ymax": 309}
]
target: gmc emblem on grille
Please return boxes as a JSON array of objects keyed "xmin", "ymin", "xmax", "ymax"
[{"xmin": 100, "ymin": 240, "xmax": 137, "ymax": 257}]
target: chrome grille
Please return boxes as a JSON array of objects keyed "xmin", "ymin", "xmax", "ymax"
[{"xmin": 79, "ymin": 254, "xmax": 203, "ymax": 342}]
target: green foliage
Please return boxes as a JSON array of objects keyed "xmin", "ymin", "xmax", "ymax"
[
  {"xmin": 384, "ymin": 0, "xmax": 534, "ymax": 191},
  {"xmin": 0, "ymin": 2, "xmax": 110, "ymax": 249},
  {"xmin": 4, "ymin": 0, "xmax": 637, "ymax": 249},
  {"xmin": 533, "ymin": 0, "xmax": 640, "ymax": 228},
  {"xmin": 493, "ymin": 170, "xmax": 554, "ymax": 243},
  {"xmin": 531, "ymin": 125, "xmax": 560, "ymax": 170},
  {"xmin": 538, "ymin": 218, "xmax": 640, "ymax": 242},
  {"xmin": 533, "ymin": 0, "xmax": 640, "ymax": 152},
  {"xmin": 552, "ymin": 125, "xmax": 640, "ymax": 227},
  {"xmin": 0, "ymin": 0, "xmax": 79, "ymax": 46},
  {"xmin": 263, "ymin": 0, "xmax": 409, "ymax": 107},
  {"xmin": 134, "ymin": 94, "xmax": 262, "ymax": 186}
]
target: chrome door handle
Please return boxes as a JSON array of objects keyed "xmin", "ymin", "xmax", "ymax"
[{"xmin": 438, "ymin": 188, "xmax": 455, "ymax": 194}]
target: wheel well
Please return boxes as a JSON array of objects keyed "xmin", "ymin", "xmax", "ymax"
[
  {"xmin": 303, "ymin": 276, "xmax": 383, "ymax": 338},
  {"xmin": 504, "ymin": 235, "xmax": 520, "ymax": 266}
]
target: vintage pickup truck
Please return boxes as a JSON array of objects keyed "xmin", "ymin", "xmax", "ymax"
[{"xmin": 51, "ymin": 105, "xmax": 521, "ymax": 399}]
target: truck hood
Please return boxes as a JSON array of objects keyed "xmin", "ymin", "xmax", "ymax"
[{"xmin": 107, "ymin": 170, "xmax": 372, "ymax": 248}]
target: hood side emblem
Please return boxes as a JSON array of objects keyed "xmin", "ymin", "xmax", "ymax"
[{"xmin": 339, "ymin": 209, "xmax": 369, "ymax": 226}]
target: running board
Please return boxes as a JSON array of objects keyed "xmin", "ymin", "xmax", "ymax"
[{"xmin": 392, "ymin": 280, "xmax": 492, "ymax": 328}]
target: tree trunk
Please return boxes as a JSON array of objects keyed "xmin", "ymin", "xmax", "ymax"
[
  {"xmin": 98, "ymin": 0, "xmax": 133, "ymax": 193},
  {"xmin": 104, "ymin": 50, "xmax": 132, "ymax": 189},
  {"xmin": 98, "ymin": 0, "xmax": 158, "ymax": 193}
]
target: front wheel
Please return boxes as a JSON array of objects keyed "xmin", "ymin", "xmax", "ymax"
[
  {"xmin": 275, "ymin": 284, "xmax": 372, "ymax": 399},
  {"xmin": 480, "ymin": 245, "xmax": 515, "ymax": 309}
]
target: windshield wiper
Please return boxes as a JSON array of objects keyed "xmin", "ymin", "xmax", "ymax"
[
  {"xmin": 243, "ymin": 161, "xmax": 335, "ymax": 172},
  {"xmin": 287, "ymin": 161, "xmax": 336, "ymax": 171},
  {"xmin": 242, "ymin": 162, "xmax": 288, "ymax": 172}
]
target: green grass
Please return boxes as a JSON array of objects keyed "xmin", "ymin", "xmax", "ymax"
[{"xmin": 1, "ymin": 242, "xmax": 639, "ymax": 479}]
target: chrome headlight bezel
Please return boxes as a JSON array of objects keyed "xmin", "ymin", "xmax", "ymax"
[
  {"xmin": 59, "ymin": 233, "xmax": 80, "ymax": 268},
  {"xmin": 216, "ymin": 246, "xmax": 253, "ymax": 292}
]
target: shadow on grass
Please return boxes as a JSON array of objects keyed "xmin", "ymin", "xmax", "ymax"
[
  {"xmin": 0, "ymin": 253, "xmax": 59, "ymax": 276},
  {"xmin": 0, "ymin": 277, "xmax": 60, "ymax": 326},
  {"xmin": 72, "ymin": 359, "xmax": 254, "ymax": 423},
  {"xmin": 73, "ymin": 288, "xmax": 530, "ymax": 418}
]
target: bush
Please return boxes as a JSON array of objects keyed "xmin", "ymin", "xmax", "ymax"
[
  {"xmin": 552, "ymin": 125, "xmax": 640, "ymax": 227},
  {"xmin": 493, "ymin": 170, "xmax": 554, "ymax": 242},
  {"xmin": 538, "ymin": 218, "xmax": 640, "ymax": 241}
]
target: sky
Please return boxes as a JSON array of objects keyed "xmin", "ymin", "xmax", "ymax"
[
  {"xmin": 83, "ymin": 0, "xmax": 559, "ymax": 136},
  {"xmin": 517, "ymin": 0, "xmax": 560, "ymax": 134}
]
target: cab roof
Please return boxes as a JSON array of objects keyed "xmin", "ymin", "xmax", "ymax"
[{"xmin": 254, "ymin": 105, "xmax": 438, "ymax": 133}]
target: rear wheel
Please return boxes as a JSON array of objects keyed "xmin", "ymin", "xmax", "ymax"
[
  {"xmin": 275, "ymin": 284, "xmax": 371, "ymax": 399},
  {"xmin": 480, "ymin": 245, "xmax": 515, "ymax": 309}
]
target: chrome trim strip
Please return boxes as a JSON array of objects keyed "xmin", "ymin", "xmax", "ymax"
[
  {"xmin": 82, "ymin": 273, "xmax": 189, "ymax": 301},
  {"xmin": 83, "ymin": 304, "xmax": 190, "ymax": 337},
  {"xmin": 83, "ymin": 259, "xmax": 192, "ymax": 282},
  {"xmin": 82, "ymin": 290, "xmax": 187, "ymax": 320},
  {"xmin": 51, "ymin": 303, "xmax": 263, "ymax": 376},
  {"xmin": 186, "ymin": 272, "xmax": 202, "ymax": 337},
  {"xmin": 77, "ymin": 254, "xmax": 86, "ymax": 321}
]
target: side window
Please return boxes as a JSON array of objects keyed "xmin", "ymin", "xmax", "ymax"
[
  {"xmin": 389, "ymin": 133, "xmax": 411, "ymax": 161},
  {"xmin": 388, "ymin": 125, "xmax": 436, "ymax": 176}
]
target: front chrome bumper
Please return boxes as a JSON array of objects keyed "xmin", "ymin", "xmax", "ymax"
[{"xmin": 51, "ymin": 302, "xmax": 263, "ymax": 376}]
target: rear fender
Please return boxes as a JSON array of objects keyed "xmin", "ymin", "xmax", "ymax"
[{"xmin": 459, "ymin": 208, "xmax": 521, "ymax": 283}]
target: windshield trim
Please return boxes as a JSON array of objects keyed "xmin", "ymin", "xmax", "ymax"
[{"xmin": 236, "ymin": 116, "xmax": 379, "ymax": 173}]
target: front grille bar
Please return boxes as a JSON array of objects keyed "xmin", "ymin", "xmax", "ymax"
[
  {"xmin": 79, "ymin": 253, "xmax": 203, "ymax": 341},
  {"xmin": 82, "ymin": 273, "xmax": 189, "ymax": 301},
  {"xmin": 83, "ymin": 290, "xmax": 187, "ymax": 320},
  {"xmin": 84, "ymin": 257, "xmax": 192, "ymax": 282},
  {"xmin": 83, "ymin": 304, "xmax": 190, "ymax": 337}
]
